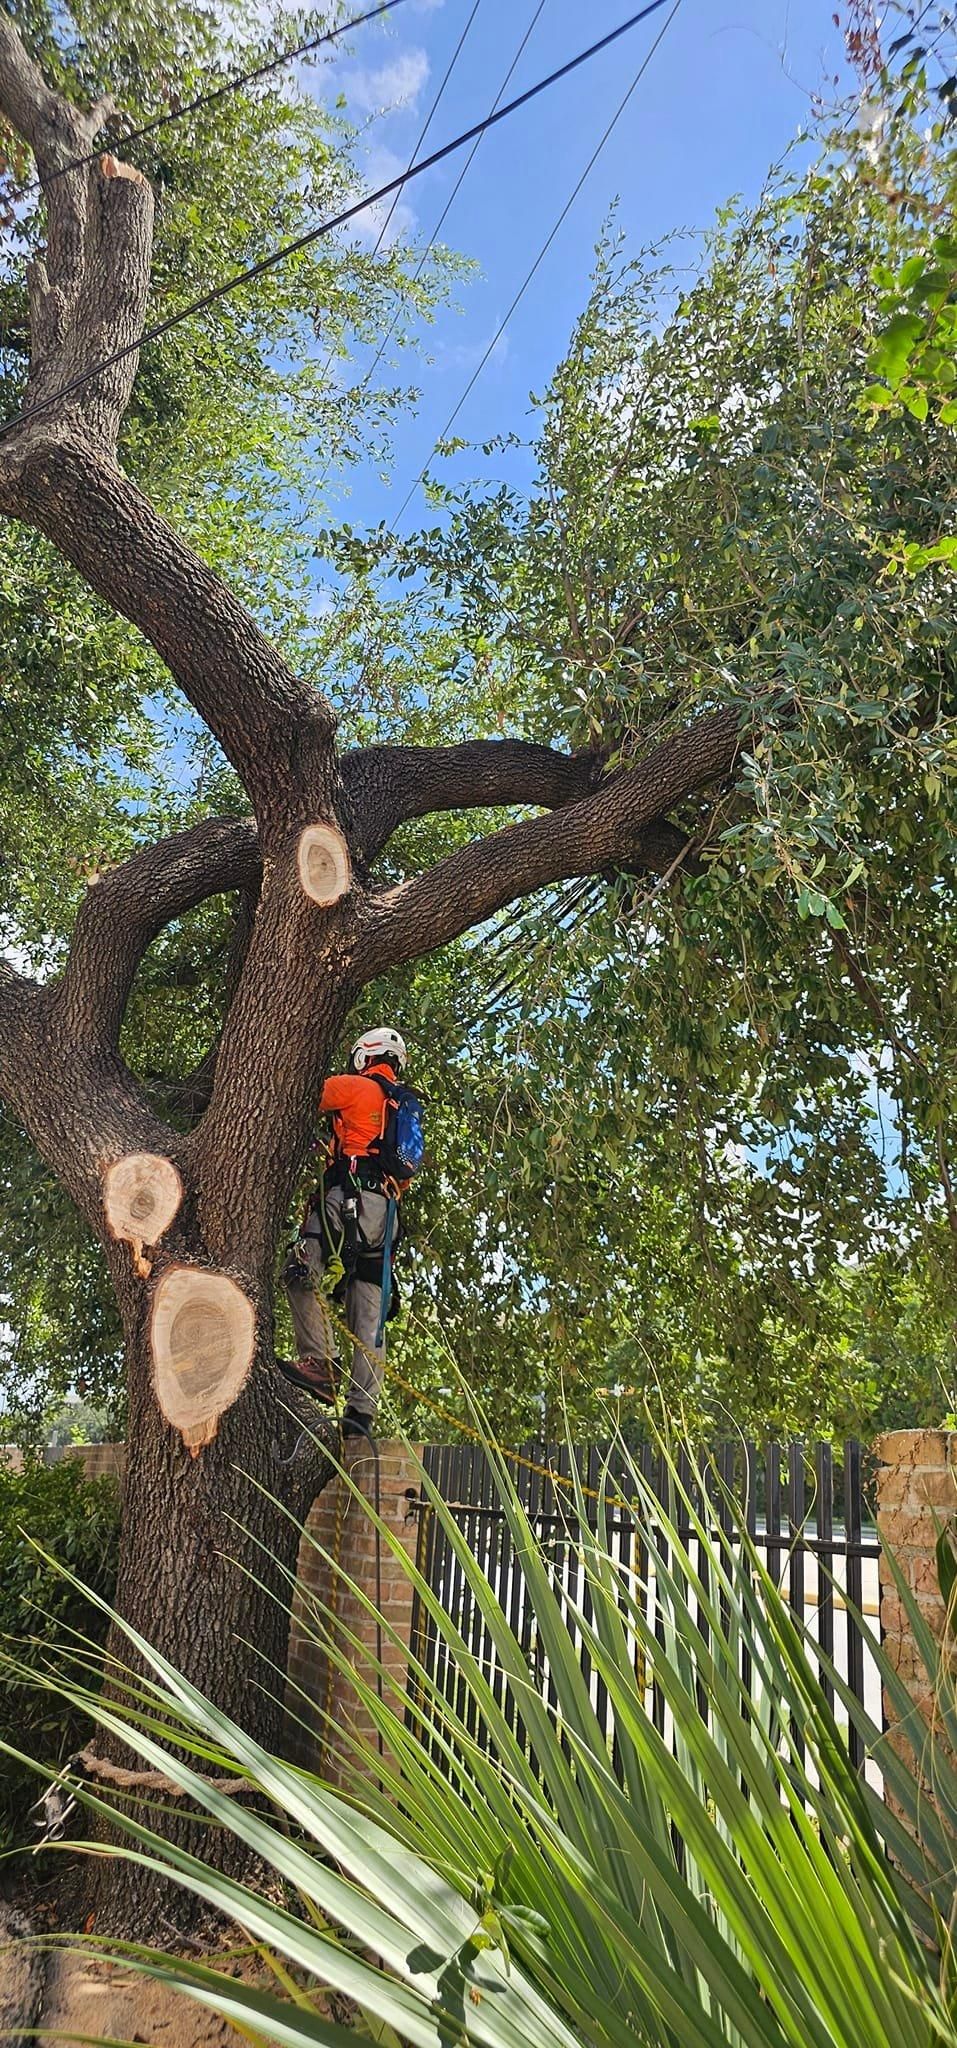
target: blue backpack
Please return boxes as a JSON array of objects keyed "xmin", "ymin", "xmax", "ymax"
[{"xmin": 369, "ymin": 1077, "xmax": 426, "ymax": 1183}]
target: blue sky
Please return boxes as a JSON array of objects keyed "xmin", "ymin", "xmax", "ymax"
[{"xmin": 319, "ymin": 0, "xmax": 849, "ymax": 529}]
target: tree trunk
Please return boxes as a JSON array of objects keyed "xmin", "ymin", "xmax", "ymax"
[{"xmin": 84, "ymin": 1238, "xmax": 334, "ymax": 1936}]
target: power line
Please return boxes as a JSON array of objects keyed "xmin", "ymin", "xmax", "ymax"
[
  {"xmin": 300, "ymin": 0, "xmax": 547, "ymax": 527},
  {"xmin": 362, "ymin": 0, "xmax": 550, "ymax": 396},
  {"xmin": 306, "ymin": 0, "xmax": 485, "ymax": 452},
  {"xmin": 368, "ymin": 0, "xmax": 485, "ymax": 260},
  {"xmin": 394, "ymin": 0, "xmax": 682, "ymax": 527},
  {"xmin": 37, "ymin": 0, "xmax": 407, "ymax": 191},
  {"xmin": 1, "ymin": 0, "xmax": 673, "ymax": 441}
]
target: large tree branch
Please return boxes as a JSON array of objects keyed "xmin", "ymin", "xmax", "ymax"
[
  {"xmin": 59, "ymin": 815, "xmax": 260, "ymax": 1048},
  {"xmin": 0, "ymin": 977, "xmax": 183, "ymax": 1230},
  {"xmin": 342, "ymin": 738, "xmax": 604, "ymax": 865},
  {"xmin": 0, "ymin": 955, "xmax": 47, "ymax": 1101},
  {"xmin": 0, "ymin": 18, "xmax": 336, "ymax": 820},
  {"xmin": 52, "ymin": 738, "xmax": 699, "ymax": 1056},
  {"xmin": 357, "ymin": 709, "xmax": 741, "ymax": 974},
  {"xmin": 0, "ymin": 15, "xmax": 143, "ymax": 456},
  {"xmin": 9, "ymin": 440, "xmax": 335, "ymax": 819}
]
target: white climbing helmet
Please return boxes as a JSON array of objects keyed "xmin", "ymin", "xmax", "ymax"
[{"xmin": 351, "ymin": 1025, "xmax": 407, "ymax": 1073}]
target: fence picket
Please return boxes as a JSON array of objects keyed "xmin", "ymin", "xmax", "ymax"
[
  {"xmin": 816, "ymin": 1441, "xmax": 835, "ymax": 1715},
  {"xmin": 408, "ymin": 1439, "xmax": 882, "ymax": 1801}
]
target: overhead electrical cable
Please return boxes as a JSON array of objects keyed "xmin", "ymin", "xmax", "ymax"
[
  {"xmin": 0, "ymin": 0, "xmax": 673, "ymax": 439},
  {"xmin": 35, "ymin": 0, "xmax": 408, "ymax": 190},
  {"xmin": 305, "ymin": 0, "xmax": 486, "ymax": 461},
  {"xmin": 302, "ymin": 0, "xmax": 547, "ymax": 524},
  {"xmin": 394, "ymin": 0, "xmax": 682, "ymax": 527},
  {"xmin": 360, "ymin": 0, "xmax": 550, "ymax": 394},
  {"xmin": 366, "ymin": 0, "xmax": 485, "ymax": 261}
]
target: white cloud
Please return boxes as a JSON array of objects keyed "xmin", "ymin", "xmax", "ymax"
[
  {"xmin": 351, "ymin": 142, "xmax": 418, "ymax": 246},
  {"xmin": 347, "ymin": 47, "xmax": 429, "ymax": 116},
  {"xmin": 435, "ymin": 325, "xmax": 510, "ymax": 373}
]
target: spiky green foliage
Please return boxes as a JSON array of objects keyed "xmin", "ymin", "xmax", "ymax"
[
  {"xmin": 5, "ymin": 1429, "xmax": 957, "ymax": 2045},
  {"xmin": 0, "ymin": 1457, "xmax": 119, "ymax": 1849}
]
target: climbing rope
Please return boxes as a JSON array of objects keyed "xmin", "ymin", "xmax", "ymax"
[{"xmin": 316, "ymin": 1293, "xmax": 634, "ymax": 1516}]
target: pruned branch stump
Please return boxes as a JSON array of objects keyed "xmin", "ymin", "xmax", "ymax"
[{"xmin": 150, "ymin": 1266, "xmax": 255, "ymax": 1455}]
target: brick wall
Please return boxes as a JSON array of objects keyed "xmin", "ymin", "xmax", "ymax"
[
  {"xmin": 5, "ymin": 1434, "xmax": 422, "ymax": 1780},
  {"xmin": 60, "ymin": 1442, "xmax": 127, "ymax": 1484},
  {"xmin": 287, "ymin": 1439, "xmax": 423, "ymax": 1783},
  {"xmin": 1, "ymin": 1443, "xmax": 125, "ymax": 1480},
  {"xmin": 11, "ymin": 1430, "xmax": 954, "ymax": 1790},
  {"xmin": 875, "ymin": 1428, "xmax": 957, "ymax": 1752}
]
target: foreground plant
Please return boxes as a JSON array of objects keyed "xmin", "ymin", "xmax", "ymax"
[{"xmin": 5, "ymin": 1434, "xmax": 957, "ymax": 2046}]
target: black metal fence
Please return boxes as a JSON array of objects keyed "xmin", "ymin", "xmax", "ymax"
[{"xmin": 409, "ymin": 1438, "xmax": 883, "ymax": 1776}]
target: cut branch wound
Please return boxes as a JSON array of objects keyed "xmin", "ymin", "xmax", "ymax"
[
  {"xmin": 103, "ymin": 1153, "xmax": 183, "ymax": 1276},
  {"xmin": 297, "ymin": 823, "xmax": 351, "ymax": 906},
  {"xmin": 150, "ymin": 1266, "xmax": 255, "ymax": 1456}
]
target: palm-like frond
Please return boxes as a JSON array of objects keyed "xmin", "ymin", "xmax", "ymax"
[{"xmin": 3, "ymin": 1432, "xmax": 956, "ymax": 2047}]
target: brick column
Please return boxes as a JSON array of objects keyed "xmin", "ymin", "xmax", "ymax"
[
  {"xmin": 875, "ymin": 1428, "xmax": 957, "ymax": 1751},
  {"xmin": 287, "ymin": 1439, "xmax": 423, "ymax": 1784}
]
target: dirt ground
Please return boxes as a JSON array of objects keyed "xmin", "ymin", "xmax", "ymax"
[
  {"xmin": 0, "ymin": 1904, "xmax": 352, "ymax": 2046},
  {"xmin": 40, "ymin": 1949, "xmax": 343, "ymax": 2045}
]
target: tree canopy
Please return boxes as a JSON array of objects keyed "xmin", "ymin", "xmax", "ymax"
[
  {"xmin": 316, "ymin": 16, "xmax": 957, "ymax": 1441},
  {"xmin": 0, "ymin": 0, "xmax": 458, "ymax": 1428},
  {"xmin": 1, "ymin": 0, "xmax": 954, "ymax": 1448}
]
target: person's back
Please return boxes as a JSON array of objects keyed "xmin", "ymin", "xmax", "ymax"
[{"xmin": 319, "ymin": 1064, "xmax": 395, "ymax": 1172}]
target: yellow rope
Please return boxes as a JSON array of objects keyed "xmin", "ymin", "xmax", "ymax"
[
  {"xmin": 320, "ymin": 1304, "xmax": 852, "ymax": 1561},
  {"xmin": 322, "ymin": 1296, "xmax": 630, "ymax": 1513}
]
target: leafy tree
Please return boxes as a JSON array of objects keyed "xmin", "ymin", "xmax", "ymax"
[
  {"xmin": 332, "ymin": 10, "xmax": 957, "ymax": 1442},
  {"xmin": 1, "ymin": 0, "xmax": 956, "ymax": 1933}
]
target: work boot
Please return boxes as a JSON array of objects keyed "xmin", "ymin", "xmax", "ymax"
[
  {"xmin": 277, "ymin": 1354, "xmax": 341, "ymax": 1404},
  {"xmin": 341, "ymin": 1404, "xmax": 375, "ymax": 1440}
]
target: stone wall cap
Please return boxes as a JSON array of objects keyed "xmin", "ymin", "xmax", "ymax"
[{"xmin": 875, "ymin": 1429, "xmax": 957, "ymax": 1465}]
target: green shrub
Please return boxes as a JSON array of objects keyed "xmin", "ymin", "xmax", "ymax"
[{"xmin": 0, "ymin": 1456, "xmax": 120, "ymax": 1852}]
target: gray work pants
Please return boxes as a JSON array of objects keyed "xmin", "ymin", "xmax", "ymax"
[{"xmin": 284, "ymin": 1184, "xmax": 397, "ymax": 1419}]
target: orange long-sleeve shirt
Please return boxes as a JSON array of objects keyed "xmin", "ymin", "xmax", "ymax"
[{"xmin": 318, "ymin": 1062, "xmax": 394, "ymax": 1160}]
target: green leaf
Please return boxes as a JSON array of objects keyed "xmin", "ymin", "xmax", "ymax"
[
  {"xmin": 8, "ymin": 1428, "xmax": 950, "ymax": 2048},
  {"xmin": 935, "ymin": 1520, "xmax": 957, "ymax": 1617},
  {"xmin": 871, "ymin": 312, "xmax": 924, "ymax": 385},
  {"xmin": 900, "ymin": 385, "xmax": 929, "ymax": 422}
]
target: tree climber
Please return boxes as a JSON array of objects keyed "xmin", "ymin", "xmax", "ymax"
[{"xmin": 279, "ymin": 1026, "xmax": 424, "ymax": 1437}]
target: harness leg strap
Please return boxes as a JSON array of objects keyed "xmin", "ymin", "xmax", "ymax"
[{"xmin": 375, "ymin": 1195, "xmax": 398, "ymax": 1348}]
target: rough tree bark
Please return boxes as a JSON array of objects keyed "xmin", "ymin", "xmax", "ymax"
[{"xmin": 0, "ymin": 20, "xmax": 742, "ymax": 1933}]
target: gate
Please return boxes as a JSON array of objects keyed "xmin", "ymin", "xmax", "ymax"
[{"xmin": 409, "ymin": 1438, "xmax": 882, "ymax": 1775}]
